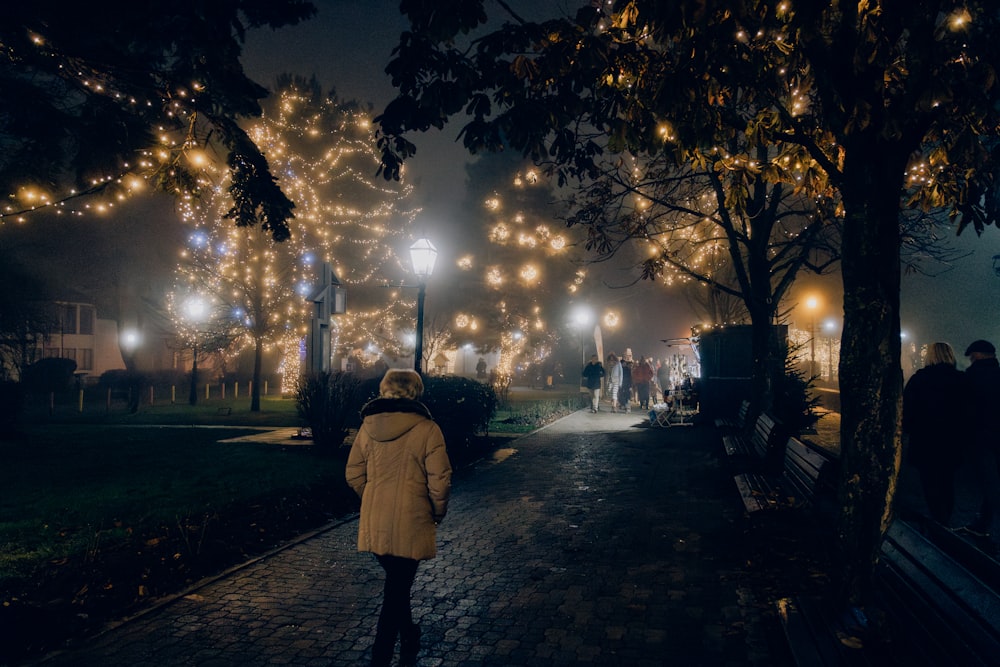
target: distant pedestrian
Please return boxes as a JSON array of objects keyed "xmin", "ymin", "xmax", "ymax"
[
  {"xmin": 960, "ymin": 339, "xmax": 1000, "ymax": 545},
  {"xmin": 606, "ymin": 353, "xmax": 623, "ymax": 412},
  {"xmin": 901, "ymin": 342, "xmax": 970, "ymax": 526},
  {"xmin": 632, "ymin": 356, "xmax": 656, "ymax": 410},
  {"xmin": 619, "ymin": 350, "xmax": 634, "ymax": 413},
  {"xmin": 346, "ymin": 369, "xmax": 453, "ymax": 667},
  {"xmin": 476, "ymin": 357, "xmax": 487, "ymax": 379},
  {"xmin": 582, "ymin": 354, "xmax": 606, "ymax": 413},
  {"xmin": 656, "ymin": 360, "xmax": 670, "ymax": 404}
]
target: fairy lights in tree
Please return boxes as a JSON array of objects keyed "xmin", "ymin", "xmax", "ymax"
[
  {"xmin": 172, "ymin": 78, "xmax": 418, "ymax": 392},
  {"xmin": 450, "ymin": 158, "xmax": 590, "ymax": 381}
]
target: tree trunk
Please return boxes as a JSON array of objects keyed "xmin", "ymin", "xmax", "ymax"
[
  {"xmin": 834, "ymin": 151, "xmax": 905, "ymax": 605},
  {"xmin": 251, "ymin": 336, "xmax": 263, "ymax": 412},
  {"xmin": 747, "ymin": 299, "xmax": 780, "ymax": 416}
]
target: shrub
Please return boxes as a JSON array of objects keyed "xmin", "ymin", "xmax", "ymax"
[
  {"xmin": 20, "ymin": 358, "xmax": 77, "ymax": 394},
  {"xmin": 0, "ymin": 381, "xmax": 24, "ymax": 437},
  {"xmin": 295, "ymin": 372, "xmax": 365, "ymax": 450},
  {"xmin": 773, "ymin": 346, "xmax": 821, "ymax": 436},
  {"xmin": 422, "ymin": 376, "xmax": 498, "ymax": 449}
]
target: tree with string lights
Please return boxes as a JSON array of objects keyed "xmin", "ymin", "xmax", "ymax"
[
  {"xmin": 174, "ymin": 77, "xmax": 418, "ymax": 409},
  {"xmin": 0, "ymin": 2, "xmax": 315, "ymax": 237},
  {"xmin": 448, "ymin": 154, "xmax": 591, "ymax": 386},
  {"xmin": 567, "ymin": 147, "xmax": 841, "ymax": 411},
  {"xmin": 376, "ymin": 0, "xmax": 1000, "ymax": 604}
]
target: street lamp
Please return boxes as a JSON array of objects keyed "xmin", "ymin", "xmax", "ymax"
[
  {"xmin": 183, "ymin": 296, "xmax": 207, "ymax": 405},
  {"xmin": 823, "ymin": 318, "xmax": 839, "ymax": 382},
  {"xmin": 805, "ymin": 296, "xmax": 819, "ymax": 376},
  {"xmin": 571, "ymin": 305, "xmax": 593, "ymax": 366},
  {"xmin": 120, "ymin": 329, "xmax": 140, "ymax": 356},
  {"xmin": 409, "ymin": 238, "xmax": 438, "ymax": 373}
]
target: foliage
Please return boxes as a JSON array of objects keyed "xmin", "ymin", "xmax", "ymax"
[
  {"xmin": 20, "ymin": 357, "xmax": 77, "ymax": 394},
  {"xmin": 174, "ymin": 77, "xmax": 419, "ymax": 406},
  {"xmin": 490, "ymin": 397, "xmax": 579, "ymax": 433},
  {"xmin": 423, "ymin": 376, "xmax": 498, "ymax": 445},
  {"xmin": 447, "ymin": 153, "xmax": 593, "ymax": 380},
  {"xmin": 0, "ymin": 263, "xmax": 56, "ymax": 382},
  {"xmin": 375, "ymin": 0, "xmax": 1000, "ymax": 604},
  {"xmin": 0, "ymin": 381, "xmax": 24, "ymax": 438},
  {"xmin": 295, "ymin": 372, "xmax": 365, "ymax": 450},
  {"xmin": 772, "ymin": 346, "xmax": 822, "ymax": 437},
  {"xmin": 0, "ymin": 2, "xmax": 316, "ymax": 234}
]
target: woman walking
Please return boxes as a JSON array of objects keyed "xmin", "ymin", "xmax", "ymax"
[
  {"xmin": 606, "ymin": 353, "xmax": 623, "ymax": 412},
  {"xmin": 346, "ymin": 369, "xmax": 453, "ymax": 666}
]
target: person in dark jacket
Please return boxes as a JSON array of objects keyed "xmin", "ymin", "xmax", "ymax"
[
  {"xmin": 619, "ymin": 350, "xmax": 634, "ymax": 413},
  {"xmin": 346, "ymin": 369, "xmax": 452, "ymax": 667},
  {"xmin": 960, "ymin": 339, "xmax": 1000, "ymax": 544},
  {"xmin": 901, "ymin": 342, "xmax": 971, "ymax": 525},
  {"xmin": 581, "ymin": 354, "xmax": 606, "ymax": 413}
]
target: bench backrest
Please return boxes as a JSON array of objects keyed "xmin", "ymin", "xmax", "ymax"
[
  {"xmin": 751, "ymin": 413, "xmax": 780, "ymax": 458},
  {"xmin": 783, "ymin": 437, "xmax": 834, "ymax": 500},
  {"xmin": 878, "ymin": 520, "xmax": 1000, "ymax": 663}
]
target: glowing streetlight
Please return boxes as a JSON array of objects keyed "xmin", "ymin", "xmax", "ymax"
[
  {"xmin": 823, "ymin": 318, "xmax": 839, "ymax": 381},
  {"xmin": 805, "ymin": 296, "xmax": 819, "ymax": 376},
  {"xmin": 183, "ymin": 296, "xmax": 207, "ymax": 405},
  {"xmin": 409, "ymin": 238, "xmax": 438, "ymax": 373},
  {"xmin": 120, "ymin": 329, "xmax": 140, "ymax": 356},
  {"xmin": 571, "ymin": 305, "xmax": 594, "ymax": 365}
]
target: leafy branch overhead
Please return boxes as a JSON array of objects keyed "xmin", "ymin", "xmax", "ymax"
[
  {"xmin": 377, "ymin": 1, "xmax": 1000, "ymax": 234},
  {"xmin": 0, "ymin": 1, "xmax": 316, "ymax": 240},
  {"xmin": 376, "ymin": 0, "xmax": 1000, "ymax": 607}
]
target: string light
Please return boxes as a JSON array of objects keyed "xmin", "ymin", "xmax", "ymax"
[{"xmin": 171, "ymin": 84, "xmax": 419, "ymax": 387}]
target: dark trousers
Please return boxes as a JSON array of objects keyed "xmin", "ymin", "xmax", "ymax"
[
  {"xmin": 636, "ymin": 383, "xmax": 651, "ymax": 409},
  {"xmin": 372, "ymin": 555, "xmax": 419, "ymax": 665},
  {"xmin": 917, "ymin": 464, "xmax": 956, "ymax": 525},
  {"xmin": 970, "ymin": 444, "xmax": 1000, "ymax": 536}
]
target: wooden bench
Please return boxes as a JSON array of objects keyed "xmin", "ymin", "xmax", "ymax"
[
  {"xmin": 733, "ymin": 437, "xmax": 836, "ymax": 514},
  {"xmin": 722, "ymin": 412, "xmax": 780, "ymax": 460},
  {"xmin": 875, "ymin": 519, "xmax": 1000, "ymax": 665},
  {"xmin": 777, "ymin": 596, "xmax": 884, "ymax": 666},
  {"xmin": 714, "ymin": 399, "xmax": 751, "ymax": 430},
  {"xmin": 778, "ymin": 519, "xmax": 1000, "ymax": 666}
]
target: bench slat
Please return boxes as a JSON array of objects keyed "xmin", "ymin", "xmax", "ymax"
[{"xmin": 877, "ymin": 520, "xmax": 1000, "ymax": 664}]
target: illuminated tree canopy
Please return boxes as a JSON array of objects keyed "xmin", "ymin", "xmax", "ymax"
[
  {"xmin": 0, "ymin": 1, "xmax": 316, "ymax": 238},
  {"xmin": 449, "ymin": 154, "xmax": 591, "ymax": 381},
  {"xmin": 375, "ymin": 0, "xmax": 1000, "ymax": 603},
  {"xmin": 174, "ymin": 77, "xmax": 419, "ymax": 403}
]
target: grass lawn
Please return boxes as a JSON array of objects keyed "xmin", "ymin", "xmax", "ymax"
[{"xmin": 0, "ymin": 424, "xmax": 345, "ymax": 585}]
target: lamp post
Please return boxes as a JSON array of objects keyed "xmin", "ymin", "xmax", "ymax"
[
  {"xmin": 409, "ymin": 238, "xmax": 438, "ymax": 373},
  {"xmin": 571, "ymin": 305, "xmax": 593, "ymax": 366},
  {"xmin": 183, "ymin": 296, "xmax": 207, "ymax": 405},
  {"xmin": 805, "ymin": 296, "xmax": 819, "ymax": 377}
]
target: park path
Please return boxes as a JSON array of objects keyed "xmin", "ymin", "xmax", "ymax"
[{"xmin": 37, "ymin": 410, "xmax": 781, "ymax": 666}]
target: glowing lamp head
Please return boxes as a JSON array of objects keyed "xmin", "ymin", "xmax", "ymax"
[
  {"xmin": 184, "ymin": 296, "xmax": 208, "ymax": 323},
  {"xmin": 409, "ymin": 238, "xmax": 438, "ymax": 279},
  {"xmin": 121, "ymin": 329, "xmax": 140, "ymax": 351}
]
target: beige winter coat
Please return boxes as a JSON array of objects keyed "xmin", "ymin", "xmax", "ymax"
[{"xmin": 345, "ymin": 399, "xmax": 452, "ymax": 560}]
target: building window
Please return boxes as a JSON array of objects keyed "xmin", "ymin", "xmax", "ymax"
[
  {"xmin": 79, "ymin": 306, "xmax": 95, "ymax": 335},
  {"xmin": 62, "ymin": 348, "xmax": 77, "ymax": 365},
  {"xmin": 79, "ymin": 349, "xmax": 93, "ymax": 370},
  {"xmin": 44, "ymin": 347, "xmax": 60, "ymax": 359},
  {"xmin": 60, "ymin": 304, "xmax": 77, "ymax": 334}
]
